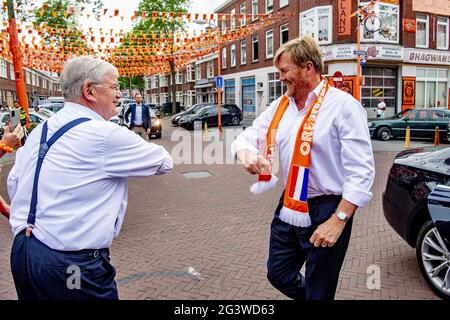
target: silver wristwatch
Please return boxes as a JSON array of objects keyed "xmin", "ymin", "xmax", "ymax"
[{"xmin": 335, "ymin": 210, "xmax": 350, "ymax": 223}]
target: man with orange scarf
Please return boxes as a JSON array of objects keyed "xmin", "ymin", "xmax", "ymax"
[{"xmin": 231, "ymin": 36, "xmax": 375, "ymax": 300}]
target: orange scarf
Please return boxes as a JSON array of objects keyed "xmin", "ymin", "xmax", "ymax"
[{"xmin": 260, "ymin": 79, "xmax": 329, "ymax": 226}]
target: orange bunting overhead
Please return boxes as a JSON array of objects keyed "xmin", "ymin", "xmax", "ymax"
[{"xmin": 0, "ymin": 9, "xmax": 292, "ymax": 76}]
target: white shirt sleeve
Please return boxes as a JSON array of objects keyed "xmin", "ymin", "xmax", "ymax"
[
  {"xmin": 102, "ymin": 126, "xmax": 173, "ymax": 178},
  {"xmin": 337, "ymin": 100, "xmax": 375, "ymax": 208},
  {"xmin": 230, "ymin": 101, "xmax": 278, "ymax": 159}
]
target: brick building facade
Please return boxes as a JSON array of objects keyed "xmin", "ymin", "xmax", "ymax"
[
  {"xmin": 145, "ymin": 0, "xmax": 450, "ymax": 118},
  {"xmin": 0, "ymin": 58, "xmax": 61, "ymax": 108}
]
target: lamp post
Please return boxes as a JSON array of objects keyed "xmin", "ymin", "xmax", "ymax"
[{"xmin": 193, "ymin": 19, "xmax": 223, "ymax": 133}]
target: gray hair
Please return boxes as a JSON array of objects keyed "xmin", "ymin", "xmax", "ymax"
[{"xmin": 59, "ymin": 56, "xmax": 118, "ymax": 101}]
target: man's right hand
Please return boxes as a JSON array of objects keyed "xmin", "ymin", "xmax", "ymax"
[{"xmin": 236, "ymin": 149, "xmax": 271, "ymax": 175}]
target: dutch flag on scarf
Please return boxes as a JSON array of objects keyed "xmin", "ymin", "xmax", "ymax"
[{"xmin": 288, "ymin": 165, "xmax": 309, "ymax": 202}]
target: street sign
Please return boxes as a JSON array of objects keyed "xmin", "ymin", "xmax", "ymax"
[
  {"xmin": 333, "ymin": 71, "xmax": 344, "ymax": 88},
  {"xmin": 215, "ymin": 76, "xmax": 223, "ymax": 89},
  {"xmin": 354, "ymin": 50, "xmax": 367, "ymax": 56}
]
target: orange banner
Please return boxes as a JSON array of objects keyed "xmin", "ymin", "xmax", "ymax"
[
  {"xmin": 402, "ymin": 77, "xmax": 415, "ymax": 111},
  {"xmin": 337, "ymin": 0, "xmax": 352, "ymax": 36},
  {"xmin": 328, "ymin": 76, "xmax": 359, "ymax": 101}
]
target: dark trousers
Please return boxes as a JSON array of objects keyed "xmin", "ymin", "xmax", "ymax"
[
  {"xmin": 267, "ymin": 193, "xmax": 353, "ymax": 300},
  {"xmin": 10, "ymin": 230, "xmax": 118, "ymax": 300}
]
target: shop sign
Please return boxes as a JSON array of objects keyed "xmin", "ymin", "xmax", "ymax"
[
  {"xmin": 404, "ymin": 49, "xmax": 450, "ymax": 65},
  {"xmin": 402, "ymin": 77, "xmax": 416, "ymax": 107},
  {"xmin": 333, "ymin": 46, "xmax": 355, "ymax": 60}
]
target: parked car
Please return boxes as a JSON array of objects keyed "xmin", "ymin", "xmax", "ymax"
[
  {"xmin": 171, "ymin": 103, "xmax": 214, "ymax": 126},
  {"xmin": 38, "ymin": 96, "xmax": 64, "ymax": 106},
  {"xmin": 382, "ymin": 146, "xmax": 450, "ymax": 299},
  {"xmin": 0, "ymin": 110, "xmax": 48, "ymax": 138},
  {"xmin": 39, "ymin": 102, "xmax": 64, "ymax": 114},
  {"xmin": 178, "ymin": 104, "xmax": 242, "ymax": 130},
  {"xmin": 368, "ymin": 109, "xmax": 450, "ymax": 142},
  {"xmin": 148, "ymin": 104, "xmax": 161, "ymax": 117},
  {"xmin": 36, "ymin": 108, "xmax": 56, "ymax": 118}
]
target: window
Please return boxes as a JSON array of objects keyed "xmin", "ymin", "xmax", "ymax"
[
  {"xmin": 240, "ymin": 41, "xmax": 247, "ymax": 65},
  {"xmin": 230, "ymin": 44, "xmax": 236, "ymax": 67},
  {"xmin": 230, "ymin": 9, "xmax": 236, "ymax": 31},
  {"xmin": 160, "ymin": 93, "xmax": 169, "ymax": 104},
  {"xmin": 0, "ymin": 60, "xmax": 7, "ymax": 78},
  {"xmin": 252, "ymin": 0, "xmax": 258, "ymax": 21},
  {"xmin": 268, "ymin": 73, "xmax": 286, "ymax": 104},
  {"xmin": 26, "ymin": 71, "xmax": 31, "ymax": 84},
  {"xmin": 280, "ymin": 24, "xmax": 289, "ymax": 45},
  {"xmin": 9, "ymin": 63, "xmax": 14, "ymax": 80},
  {"xmin": 361, "ymin": 67, "xmax": 397, "ymax": 110},
  {"xmin": 196, "ymin": 65, "xmax": 202, "ymax": 80},
  {"xmin": 222, "ymin": 47, "xmax": 227, "ymax": 69},
  {"xmin": 207, "ymin": 61, "xmax": 214, "ymax": 78},
  {"xmin": 437, "ymin": 17, "xmax": 449, "ymax": 50},
  {"xmin": 266, "ymin": 0, "xmax": 273, "ymax": 13},
  {"xmin": 32, "ymin": 74, "xmax": 38, "ymax": 86},
  {"xmin": 416, "ymin": 14, "xmax": 429, "ymax": 48},
  {"xmin": 300, "ymin": 6, "xmax": 332, "ymax": 44},
  {"xmin": 252, "ymin": 35, "xmax": 259, "ymax": 62},
  {"xmin": 359, "ymin": 2, "xmax": 399, "ymax": 43},
  {"xmin": 240, "ymin": 3, "xmax": 246, "ymax": 26},
  {"xmin": 176, "ymin": 91, "xmax": 183, "ymax": 103},
  {"xmin": 225, "ymin": 79, "xmax": 236, "ymax": 104},
  {"xmin": 176, "ymin": 72, "xmax": 183, "ymax": 84},
  {"xmin": 416, "ymin": 68, "xmax": 448, "ymax": 109},
  {"xmin": 186, "ymin": 64, "xmax": 195, "ymax": 82},
  {"xmin": 279, "ymin": 0, "xmax": 288, "ymax": 8},
  {"xmin": 266, "ymin": 29, "xmax": 274, "ymax": 58}
]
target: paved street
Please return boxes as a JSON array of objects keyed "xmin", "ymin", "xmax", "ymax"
[{"xmin": 0, "ymin": 120, "xmax": 444, "ymax": 300}]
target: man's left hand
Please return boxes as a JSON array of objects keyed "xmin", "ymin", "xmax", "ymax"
[{"xmin": 309, "ymin": 214, "xmax": 346, "ymax": 248}]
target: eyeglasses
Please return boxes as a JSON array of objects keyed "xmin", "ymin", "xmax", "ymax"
[
  {"xmin": 278, "ymin": 65, "xmax": 299, "ymax": 76},
  {"xmin": 278, "ymin": 64, "xmax": 308, "ymax": 76},
  {"xmin": 94, "ymin": 83, "xmax": 120, "ymax": 92}
]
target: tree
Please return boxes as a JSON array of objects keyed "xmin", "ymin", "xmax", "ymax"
[
  {"xmin": 134, "ymin": 0, "xmax": 190, "ymax": 115},
  {"xmin": 32, "ymin": 0, "xmax": 103, "ymax": 54}
]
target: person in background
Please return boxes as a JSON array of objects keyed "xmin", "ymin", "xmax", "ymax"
[
  {"xmin": 125, "ymin": 93, "xmax": 151, "ymax": 141},
  {"xmin": 376, "ymin": 97, "xmax": 386, "ymax": 118}
]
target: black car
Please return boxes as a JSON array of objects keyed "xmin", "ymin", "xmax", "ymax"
[
  {"xmin": 368, "ymin": 109, "xmax": 450, "ymax": 142},
  {"xmin": 148, "ymin": 104, "xmax": 161, "ymax": 117},
  {"xmin": 383, "ymin": 146, "xmax": 450, "ymax": 299},
  {"xmin": 178, "ymin": 104, "xmax": 242, "ymax": 130},
  {"xmin": 171, "ymin": 103, "xmax": 213, "ymax": 126}
]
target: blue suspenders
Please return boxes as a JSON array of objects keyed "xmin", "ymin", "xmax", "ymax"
[{"xmin": 25, "ymin": 118, "xmax": 91, "ymax": 237}]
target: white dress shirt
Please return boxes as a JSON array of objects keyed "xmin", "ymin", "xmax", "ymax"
[
  {"xmin": 8, "ymin": 102, "xmax": 173, "ymax": 251},
  {"xmin": 134, "ymin": 103, "xmax": 143, "ymax": 126},
  {"xmin": 231, "ymin": 80, "xmax": 375, "ymax": 210}
]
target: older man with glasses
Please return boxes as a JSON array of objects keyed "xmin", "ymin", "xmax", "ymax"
[{"xmin": 8, "ymin": 56, "xmax": 173, "ymax": 300}]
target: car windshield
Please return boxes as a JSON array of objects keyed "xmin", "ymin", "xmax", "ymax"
[{"xmin": 397, "ymin": 109, "xmax": 413, "ymax": 118}]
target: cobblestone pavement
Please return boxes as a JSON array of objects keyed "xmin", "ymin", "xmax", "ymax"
[{"xmin": 0, "ymin": 120, "xmax": 442, "ymax": 300}]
